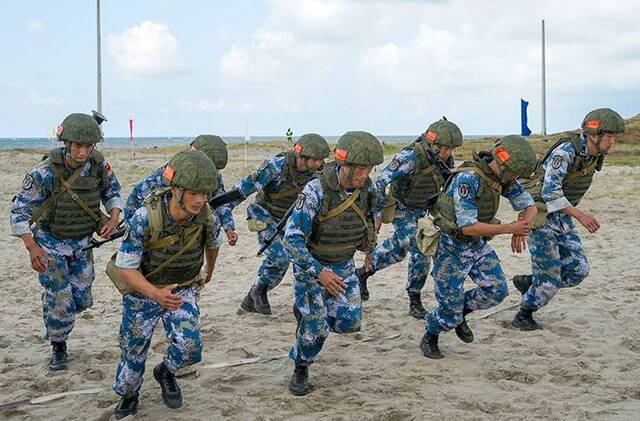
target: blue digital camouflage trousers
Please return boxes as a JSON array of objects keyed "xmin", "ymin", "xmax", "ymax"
[
  {"xmin": 248, "ymin": 203, "xmax": 290, "ymax": 291},
  {"xmin": 289, "ymin": 259, "xmax": 362, "ymax": 366},
  {"xmin": 113, "ymin": 286, "xmax": 202, "ymax": 397},
  {"xmin": 521, "ymin": 224, "xmax": 589, "ymax": 311},
  {"xmin": 38, "ymin": 249, "xmax": 95, "ymax": 342},
  {"xmin": 425, "ymin": 234, "xmax": 509, "ymax": 335},
  {"xmin": 370, "ymin": 208, "xmax": 430, "ymax": 294}
]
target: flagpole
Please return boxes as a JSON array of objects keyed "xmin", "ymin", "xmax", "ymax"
[
  {"xmin": 541, "ymin": 19, "xmax": 546, "ymax": 136},
  {"xmin": 96, "ymin": 0, "xmax": 102, "ymax": 113}
]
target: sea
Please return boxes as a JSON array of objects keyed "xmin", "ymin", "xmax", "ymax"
[{"xmin": 0, "ymin": 135, "xmax": 491, "ymax": 150}]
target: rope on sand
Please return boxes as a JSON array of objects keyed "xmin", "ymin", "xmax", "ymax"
[{"xmin": 475, "ymin": 303, "xmax": 519, "ymax": 320}]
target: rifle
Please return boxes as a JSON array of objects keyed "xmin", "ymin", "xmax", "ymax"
[
  {"xmin": 422, "ymin": 140, "xmax": 452, "ymax": 180},
  {"xmin": 257, "ymin": 202, "xmax": 295, "ymax": 256},
  {"xmin": 209, "ymin": 188, "xmax": 245, "ymax": 208},
  {"xmin": 81, "ymin": 220, "xmax": 127, "ymax": 251}
]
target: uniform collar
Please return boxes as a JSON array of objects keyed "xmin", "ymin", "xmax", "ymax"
[{"xmin": 578, "ymin": 134, "xmax": 589, "ymax": 157}]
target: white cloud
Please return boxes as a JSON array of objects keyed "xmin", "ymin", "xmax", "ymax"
[
  {"xmin": 178, "ymin": 98, "xmax": 253, "ymax": 112},
  {"xmin": 26, "ymin": 92, "xmax": 66, "ymax": 107},
  {"xmin": 106, "ymin": 20, "xmax": 185, "ymax": 78},
  {"xmin": 25, "ymin": 19, "xmax": 46, "ymax": 34}
]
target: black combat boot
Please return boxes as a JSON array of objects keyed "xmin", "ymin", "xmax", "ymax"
[
  {"xmin": 49, "ymin": 341, "xmax": 67, "ymax": 371},
  {"xmin": 289, "ymin": 364, "xmax": 310, "ymax": 396},
  {"xmin": 454, "ymin": 306, "xmax": 474, "ymax": 343},
  {"xmin": 419, "ymin": 332, "xmax": 443, "ymax": 359},
  {"xmin": 512, "ymin": 307, "xmax": 543, "ymax": 331},
  {"xmin": 240, "ymin": 291, "xmax": 256, "ymax": 312},
  {"xmin": 356, "ymin": 267, "xmax": 372, "ymax": 301},
  {"xmin": 114, "ymin": 392, "xmax": 139, "ymax": 419},
  {"xmin": 153, "ymin": 362, "xmax": 182, "ymax": 409},
  {"xmin": 250, "ymin": 284, "xmax": 272, "ymax": 315},
  {"xmin": 512, "ymin": 274, "xmax": 533, "ymax": 295},
  {"xmin": 408, "ymin": 292, "xmax": 427, "ymax": 319}
]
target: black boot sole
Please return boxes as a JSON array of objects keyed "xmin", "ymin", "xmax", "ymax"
[
  {"xmin": 419, "ymin": 339, "xmax": 443, "ymax": 359},
  {"xmin": 455, "ymin": 322, "xmax": 474, "ymax": 343},
  {"xmin": 511, "ymin": 316, "xmax": 543, "ymax": 331},
  {"xmin": 240, "ymin": 294, "xmax": 257, "ymax": 313}
]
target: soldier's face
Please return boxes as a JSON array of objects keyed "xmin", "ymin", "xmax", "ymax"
[
  {"xmin": 65, "ymin": 142, "xmax": 94, "ymax": 165},
  {"xmin": 181, "ymin": 190, "xmax": 208, "ymax": 214},
  {"xmin": 438, "ymin": 146, "xmax": 454, "ymax": 160},
  {"xmin": 342, "ymin": 164, "xmax": 373, "ymax": 188},
  {"xmin": 599, "ymin": 133, "xmax": 616, "ymax": 153},
  {"xmin": 304, "ymin": 158, "xmax": 324, "ymax": 171}
]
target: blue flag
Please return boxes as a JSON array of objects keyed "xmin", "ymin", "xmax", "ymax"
[{"xmin": 521, "ymin": 99, "xmax": 532, "ymax": 136}]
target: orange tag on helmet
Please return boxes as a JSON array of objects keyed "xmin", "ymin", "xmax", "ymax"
[
  {"xmin": 334, "ymin": 148, "xmax": 348, "ymax": 161},
  {"xmin": 293, "ymin": 143, "xmax": 303, "ymax": 153},
  {"xmin": 163, "ymin": 166, "xmax": 175, "ymax": 181},
  {"xmin": 190, "ymin": 145, "xmax": 198, "ymax": 151},
  {"xmin": 586, "ymin": 119, "xmax": 600, "ymax": 129},
  {"xmin": 495, "ymin": 146, "xmax": 511, "ymax": 162},
  {"xmin": 56, "ymin": 125, "xmax": 64, "ymax": 136},
  {"xmin": 426, "ymin": 131, "xmax": 437, "ymax": 142}
]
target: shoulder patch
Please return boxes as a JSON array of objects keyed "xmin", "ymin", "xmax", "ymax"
[
  {"xmin": 388, "ymin": 158, "xmax": 400, "ymax": 172},
  {"xmin": 551, "ymin": 156, "xmax": 563, "ymax": 169},
  {"xmin": 457, "ymin": 182, "xmax": 470, "ymax": 198},
  {"xmin": 295, "ymin": 193, "xmax": 306, "ymax": 210},
  {"xmin": 22, "ymin": 174, "xmax": 34, "ymax": 190},
  {"xmin": 104, "ymin": 161, "xmax": 112, "ymax": 173}
]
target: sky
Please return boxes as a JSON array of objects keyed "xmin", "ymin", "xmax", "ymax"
[{"xmin": 1, "ymin": 0, "xmax": 639, "ymax": 138}]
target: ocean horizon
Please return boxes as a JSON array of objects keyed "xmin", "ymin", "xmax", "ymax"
[{"xmin": 0, "ymin": 134, "xmax": 494, "ymax": 150}]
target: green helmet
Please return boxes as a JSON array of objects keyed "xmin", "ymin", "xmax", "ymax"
[
  {"xmin": 334, "ymin": 131, "xmax": 384, "ymax": 166},
  {"xmin": 492, "ymin": 135, "xmax": 537, "ymax": 178},
  {"xmin": 581, "ymin": 108, "xmax": 625, "ymax": 135},
  {"xmin": 425, "ymin": 119, "xmax": 463, "ymax": 147},
  {"xmin": 163, "ymin": 150, "xmax": 218, "ymax": 193},
  {"xmin": 293, "ymin": 133, "xmax": 330, "ymax": 159},
  {"xmin": 57, "ymin": 113, "xmax": 103, "ymax": 144},
  {"xmin": 190, "ymin": 134, "xmax": 228, "ymax": 170}
]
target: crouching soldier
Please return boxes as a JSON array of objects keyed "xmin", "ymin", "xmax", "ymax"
[
  {"xmin": 420, "ymin": 135, "xmax": 538, "ymax": 359},
  {"xmin": 111, "ymin": 150, "xmax": 221, "ymax": 418},
  {"xmin": 10, "ymin": 111, "xmax": 122, "ymax": 371},
  {"xmin": 285, "ymin": 131, "xmax": 383, "ymax": 395},
  {"xmin": 511, "ymin": 108, "xmax": 625, "ymax": 330}
]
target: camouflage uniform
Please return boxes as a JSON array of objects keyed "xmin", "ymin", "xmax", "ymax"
[
  {"xmin": 425, "ymin": 171, "xmax": 534, "ymax": 336},
  {"xmin": 112, "ymin": 193, "xmax": 222, "ymax": 397},
  {"xmin": 10, "ymin": 147, "xmax": 122, "ymax": 342},
  {"xmin": 285, "ymin": 174, "xmax": 376, "ymax": 365},
  {"xmin": 520, "ymin": 137, "xmax": 590, "ymax": 311},
  {"xmin": 371, "ymin": 146, "xmax": 454, "ymax": 294}
]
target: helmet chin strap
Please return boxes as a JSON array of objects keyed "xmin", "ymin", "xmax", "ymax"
[
  {"xmin": 64, "ymin": 144, "xmax": 90, "ymax": 168},
  {"xmin": 175, "ymin": 188, "xmax": 197, "ymax": 216},
  {"xmin": 587, "ymin": 134, "xmax": 605, "ymax": 155}
]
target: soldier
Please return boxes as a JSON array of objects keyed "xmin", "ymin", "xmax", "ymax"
[
  {"xmin": 111, "ymin": 150, "xmax": 221, "ymax": 418},
  {"xmin": 124, "ymin": 134, "xmax": 237, "ymax": 246},
  {"xmin": 286, "ymin": 128, "xmax": 294, "ymax": 143},
  {"xmin": 233, "ymin": 134, "xmax": 330, "ymax": 315},
  {"xmin": 420, "ymin": 135, "xmax": 538, "ymax": 359},
  {"xmin": 357, "ymin": 118, "xmax": 463, "ymax": 318},
  {"xmin": 511, "ymin": 108, "xmax": 625, "ymax": 331},
  {"xmin": 285, "ymin": 131, "xmax": 383, "ymax": 395},
  {"xmin": 9, "ymin": 112, "xmax": 122, "ymax": 370}
]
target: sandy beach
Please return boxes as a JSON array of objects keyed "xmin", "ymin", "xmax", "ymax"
[{"xmin": 1, "ymin": 143, "xmax": 639, "ymax": 420}]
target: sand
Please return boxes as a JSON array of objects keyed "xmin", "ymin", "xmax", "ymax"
[{"xmin": 1, "ymin": 144, "xmax": 639, "ymax": 420}]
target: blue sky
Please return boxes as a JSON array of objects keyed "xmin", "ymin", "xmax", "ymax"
[{"xmin": 2, "ymin": 0, "xmax": 639, "ymax": 138}]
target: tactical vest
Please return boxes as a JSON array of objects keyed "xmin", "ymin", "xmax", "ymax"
[
  {"xmin": 308, "ymin": 163, "xmax": 375, "ymax": 264},
  {"xmin": 139, "ymin": 191, "xmax": 210, "ymax": 287},
  {"xmin": 527, "ymin": 133, "xmax": 603, "ymax": 207},
  {"xmin": 256, "ymin": 151, "xmax": 315, "ymax": 219},
  {"xmin": 434, "ymin": 156, "xmax": 502, "ymax": 242},
  {"xmin": 37, "ymin": 148, "xmax": 107, "ymax": 239},
  {"xmin": 391, "ymin": 140, "xmax": 445, "ymax": 210}
]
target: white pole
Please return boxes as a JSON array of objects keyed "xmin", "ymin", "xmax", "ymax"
[
  {"xmin": 97, "ymin": 0, "xmax": 102, "ymax": 113},
  {"xmin": 541, "ymin": 19, "xmax": 546, "ymax": 136}
]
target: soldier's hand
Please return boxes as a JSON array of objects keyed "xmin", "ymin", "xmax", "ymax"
[
  {"xmin": 577, "ymin": 211, "xmax": 600, "ymax": 233},
  {"xmin": 153, "ymin": 284, "xmax": 183, "ymax": 310},
  {"xmin": 27, "ymin": 244, "xmax": 49, "ymax": 273},
  {"xmin": 225, "ymin": 230, "xmax": 238, "ymax": 246},
  {"xmin": 375, "ymin": 217, "xmax": 382, "ymax": 233},
  {"xmin": 99, "ymin": 217, "xmax": 120, "ymax": 239},
  {"xmin": 364, "ymin": 253, "xmax": 373, "ymax": 272},
  {"xmin": 511, "ymin": 234, "xmax": 527, "ymax": 253},
  {"xmin": 318, "ymin": 269, "xmax": 346, "ymax": 298},
  {"xmin": 509, "ymin": 219, "xmax": 529, "ymax": 236}
]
